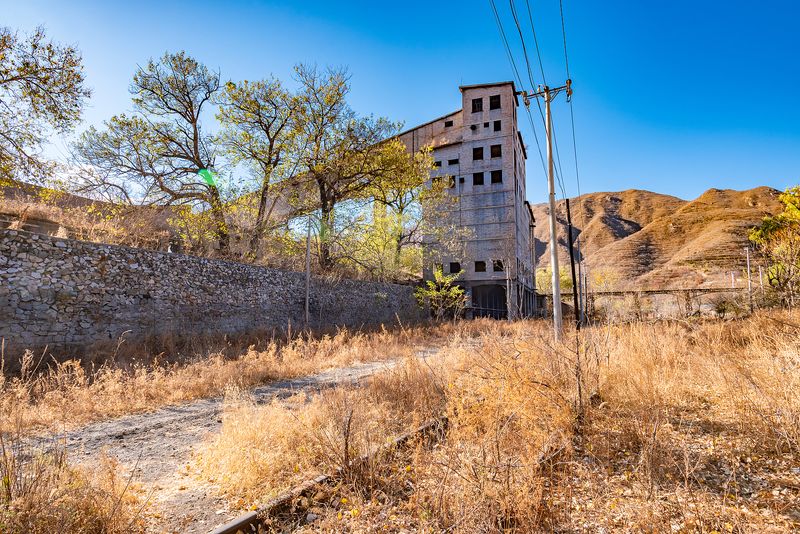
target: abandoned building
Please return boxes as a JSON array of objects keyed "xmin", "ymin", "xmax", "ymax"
[{"xmin": 398, "ymin": 81, "xmax": 540, "ymax": 318}]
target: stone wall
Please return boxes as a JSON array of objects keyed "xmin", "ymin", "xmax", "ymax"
[{"xmin": 0, "ymin": 229, "xmax": 424, "ymax": 357}]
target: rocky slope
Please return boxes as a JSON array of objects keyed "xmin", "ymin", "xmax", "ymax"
[{"xmin": 532, "ymin": 186, "xmax": 783, "ymax": 289}]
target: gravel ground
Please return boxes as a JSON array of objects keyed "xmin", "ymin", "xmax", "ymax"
[{"xmin": 59, "ymin": 349, "xmax": 439, "ymax": 533}]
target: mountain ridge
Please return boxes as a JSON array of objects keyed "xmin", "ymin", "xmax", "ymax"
[{"xmin": 532, "ymin": 186, "xmax": 782, "ymax": 289}]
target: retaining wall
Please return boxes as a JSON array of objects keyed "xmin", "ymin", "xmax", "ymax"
[{"xmin": 0, "ymin": 229, "xmax": 424, "ymax": 357}]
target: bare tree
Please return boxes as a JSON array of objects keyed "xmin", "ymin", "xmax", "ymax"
[{"xmin": 73, "ymin": 52, "xmax": 230, "ymax": 252}]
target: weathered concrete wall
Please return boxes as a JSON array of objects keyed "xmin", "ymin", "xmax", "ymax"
[{"xmin": 0, "ymin": 229, "xmax": 424, "ymax": 357}]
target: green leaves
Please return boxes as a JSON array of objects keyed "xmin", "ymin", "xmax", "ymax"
[
  {"xmin": 0, "ymin": 26, "xmax": 90, "ymax": 180},
  {"xmin": 414, "ymin": 266, "xmax": 467, "ymax": 320}
]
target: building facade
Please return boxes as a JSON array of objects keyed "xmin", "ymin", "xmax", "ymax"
[{"xmin": 398, "ymin": 81, "xmax": 539, "ymax": 318}]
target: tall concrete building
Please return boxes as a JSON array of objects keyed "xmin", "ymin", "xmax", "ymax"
[{"xmin": 398, "ymin": 81, "xmax": 539, "ymax": 318}]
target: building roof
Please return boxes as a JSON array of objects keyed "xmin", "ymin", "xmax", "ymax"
[
  {"xmin": 395, "ymin": 108, "xmax": 461, "ymax": 139},
  {"xmin": 459, "ymin": 81, "xmax": 519, "ymax": 106}
]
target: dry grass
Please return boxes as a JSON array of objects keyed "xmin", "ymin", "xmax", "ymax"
[
  {"xmin": 0, "ymin": 320, "xmax": 519, "ymax": 436},
  {"xmin": 0, "ymin": 430, "xmax": 144, "ymax": 533},
  {"xmin": 197, "ymin": 312, "xmax": 800, "ymax": 532}
]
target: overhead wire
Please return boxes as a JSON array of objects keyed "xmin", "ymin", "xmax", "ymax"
[
  {"xmin": 511, "ymin": 0, "xmax": 568, "ymax": 199},
  {"xmin": 557, "ymin": 0, "xmax": 589, "ymax": 304},
  {"xmin": 489, "ymin": 0, "xmax": 549, "ymax": 180}
]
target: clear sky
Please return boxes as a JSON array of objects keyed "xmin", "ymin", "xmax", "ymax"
[{"xmin": 3, "ymin": 0, "xmax": 799, "ymax": 203}]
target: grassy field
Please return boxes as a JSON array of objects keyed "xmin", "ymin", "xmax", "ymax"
[
  {"xmin": 2, "ymin": 313, "xmax": 800, "ymax": 532},
  {"xmin": 195, "ymin": 312, "xmax": 800, "ymax": 533},
  {"xmin": 0, "ymin": 321, "xmax": 504, "ymax": 533}
]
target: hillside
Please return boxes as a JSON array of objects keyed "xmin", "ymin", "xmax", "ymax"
[{"xmin": 532, "ymin": 186, "xmax": 783, "ymax": 289}]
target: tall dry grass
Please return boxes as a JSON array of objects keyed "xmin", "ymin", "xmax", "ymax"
[
  {"xmin": 199, "ymin": 312, "xmax": 800, "ymax": 532},
  {"xmin": 0, "ymin": 320, "xmax": 522, "ymax": 436},
  {"xmin": 1, "ymin": 326, "xmax": 423, "ymax": 435},
  {"xmin": 0, "ymin": 431, "xmax": 144, "ymax": 533}
]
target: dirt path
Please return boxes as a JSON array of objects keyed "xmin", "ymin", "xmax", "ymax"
[{"xmin": 61, "ymin": 349, "xmax": 439, "ymax": 533}]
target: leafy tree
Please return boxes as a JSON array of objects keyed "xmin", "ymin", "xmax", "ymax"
[
  {"xmin": 0, "ymin": 26, "xmax": 90, "ymax": 182},
  {"xmin": 750, "ymin": 186, "xmax": 800, "ymax": 306},
  {"xmin": 535, "ymin": 266, "xmax": 574, "ymax": 293},
  {"xmin": 414, "ymin": 266, "xmax": 467, "ymax": 320},
  {"xmin": 73, "ymin": 52, "xmax": 231, "ymax": 252},
  {"xmin": 293, "ymin": 64, "xmax": 399, "ymax": 269},
  {"xmin": 216, "ymin": 77, "xmax": 300, "ymax": 258}
]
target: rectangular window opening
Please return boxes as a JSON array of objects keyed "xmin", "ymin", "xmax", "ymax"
[
  {"xmin": 493, "ymin": 120, "xmax": 502, "ymax": 132},
  {"xmin": 450, "ymin": 262, "xmax": 461, "ymax": 274},
  {"xmin": 472, "ymin": 147, "xmax": 484, "ymax": 160},
  {"xmin": 489, "ymin": 94, "xmax": 501, "ymax": 110},
  {"xmin": 474, "ymin": 261, "xmax": 486, "ymax": 272},
  {"xmin": 444, "ymin": 120, "xmax": 454, "ymax": 127},
  {"xmin": 433, "ymin": 161, "xmax": 442, "ymax": 167},
  {"xmin": 493, "ymin": 259, "xmax": 504, "ymax": 272},
  {"xmin": 491, "ymin": 170, "xmax": 503, "ymax": 184},
  {"xmin": 448, "ymin": 158, "xmax": 459, "ymax": 165},
  {"xmin": 471, "ymin": 98, "xmax": 483, "ymax": 113},
  {"xmin": 472, "ymin": 172, "xmax": 484, "ymax": 186},
  {"xmin": 490, "ymin": 144, "xmax": 502, "ymax": 158}
]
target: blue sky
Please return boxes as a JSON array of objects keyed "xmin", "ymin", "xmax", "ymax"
[{"xmin": 3, "ymin": 0, "xmax": 799, "ymax": 203}]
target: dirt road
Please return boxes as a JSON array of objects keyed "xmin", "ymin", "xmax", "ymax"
[{"xmin": 61, "ymin": 350, "xmax": 438, "ymax": 533}]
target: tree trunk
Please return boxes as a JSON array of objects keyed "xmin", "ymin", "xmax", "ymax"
[
  {"xmin": 248, "ymin": 177, "xmax": 271, "ymax": 258},
  {"xmin": 318, "ymin": 181, "xmax": 334, "ymax": 270},
  {"xmin": 208, "ymin": 187, "xmax": 230, "ymax": 254}
]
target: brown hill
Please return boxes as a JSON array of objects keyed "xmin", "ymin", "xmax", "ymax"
[{"xmin": 533, "ymin": 186, "xmax": 783, "ymax": 289}]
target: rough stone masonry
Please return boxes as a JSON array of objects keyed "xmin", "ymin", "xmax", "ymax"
[{"xmin": 0, "ymin": 229, "xmax": 424, "ymax": 359}]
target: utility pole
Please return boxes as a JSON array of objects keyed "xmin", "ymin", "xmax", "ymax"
[
  {"xmin": 525, "ymin": 81, "xmax": 572, "ymax": 341},
  {"xmin": 565, "ymin": 198, "xmax": 580, "ymax": 330},
  {"xmin": 304, "ymin": 214, "xmax": 312, "ymax": 326},
  {"xmin": 745, "ymin": 246, "xmax": 753, "ymax": 313},
  {"xmin": 530, "ymin": 222, "xmax": 537, "ymax": 314}
]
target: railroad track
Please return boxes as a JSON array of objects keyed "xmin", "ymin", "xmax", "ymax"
[{"xmin": 209, "ymin": 416, "xmax": 449, "ymax": 534}]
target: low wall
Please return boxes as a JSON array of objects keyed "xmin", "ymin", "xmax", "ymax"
[{"xmin": 0, "ymin": 230, "xmax": 424, "ymax": 358}]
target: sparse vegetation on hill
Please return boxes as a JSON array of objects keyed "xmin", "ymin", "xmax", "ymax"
[{"xmin": 534, "ymin": 187, "xmax": 784, "ymax": 290}]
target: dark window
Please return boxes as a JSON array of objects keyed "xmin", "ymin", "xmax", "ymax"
[
  {"xmin": 493, "ymin": 259, "xmax": 504, "ymax": 272},
  {"xmin": 444, "ymin": 120, "xmax": 454, "ymax": 127},
  {"xmin": 484, "ymin": 122, "xmax": 489, "ymax": 128},
  {"xmin": 472, "ymin": 147, "xmax": 484, "ymax": 160},
  {"xmin": 432, "ymin": 176, "xmax": 442, "ymax": 185},
  {"xmin": 470, "ymin": 124, "xmax": 477, "ymax": 131},
  {"xmin": 490, "ymin": 144, "xmax": 502, "ymax": 158},
  {"xmin": 450, "ymin": 262, "xmax": 461, "ymax": 274},
  {"xmin": 491, "ymin": 170, "xmax": 503, "ymax": 183},
  {"xmin": 494, "ymin": 120, "xmax": 502, "ymax": 132},
  {"xmin": 471, "ymin": 98, "xmax": 483, "ymax": 113},
  {"xmin": 448, "ymin": 175, "xmax": 456, "ymax": 188},
  {"xmin": 489, "ymin": 94, "xmax": 501, "ymax": 110},
  {"xmin": 448, "ymin": 158, "xmax": 459, "ymax": 165},
  {"xmin": 433, "ymin": 161, "xmax": 442, "ymax": 167},
  {"xmin": 459, "ymin": 176, "xmax": 465, "ymax": 183},
  {"xmin": 475, "ymin": 261, "xmax": 486, "ymax": 272},
  {"xmin": 473, "ymin": 172, "xmax": 484, "ymax": 186}
]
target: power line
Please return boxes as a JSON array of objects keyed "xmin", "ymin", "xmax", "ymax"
[
  {"xmin": 489, "ymin": 0, "xmax": 548, "ymax": 180},
  {"xmin": 506, "ymin": 0, "xmax": 568, "ymax": 199},
  {"xmin": 524, "ymin": 0, "xmax": 548, "ymax": 85}
]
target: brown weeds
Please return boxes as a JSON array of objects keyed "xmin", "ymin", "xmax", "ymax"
[{"xmin": 208, "ymin": 312, "xmax": 800, "ymax": 532}]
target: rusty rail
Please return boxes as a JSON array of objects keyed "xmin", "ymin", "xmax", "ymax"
[{"xmin": 208, "ymin": 416, "xmax": 448, "ymax": 534}]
